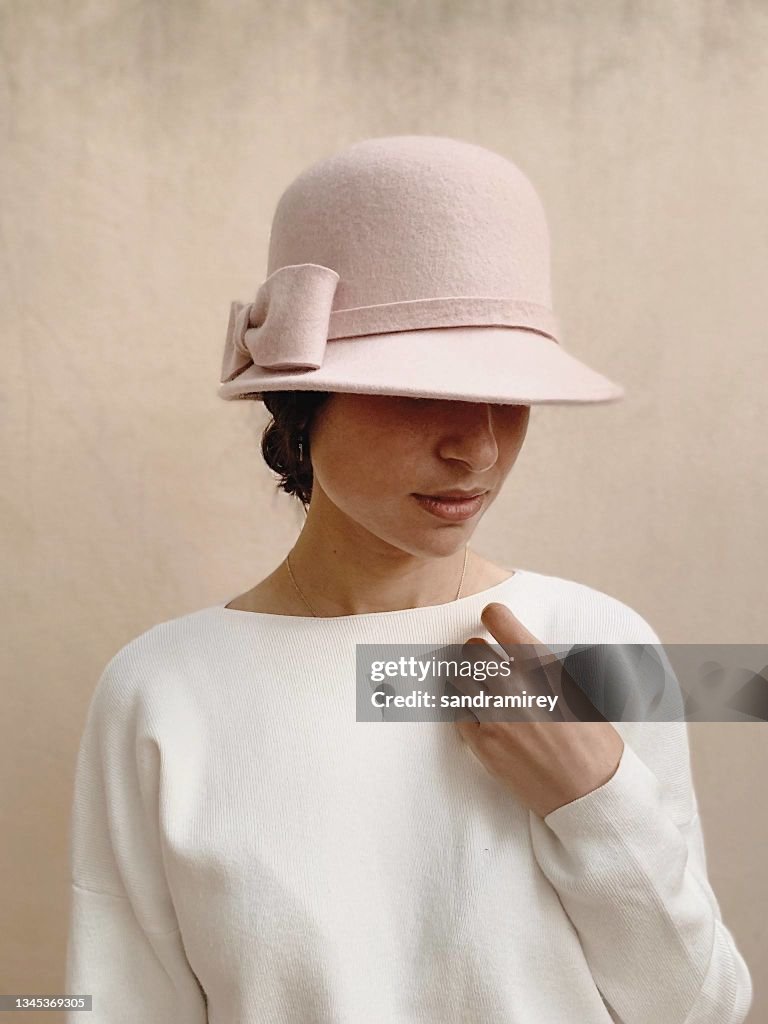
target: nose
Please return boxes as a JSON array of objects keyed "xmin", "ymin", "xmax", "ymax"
[{"xmin": 436, "ymin": 402, "xmax": 499, "ymax": 472}]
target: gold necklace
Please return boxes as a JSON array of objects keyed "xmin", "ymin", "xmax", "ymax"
[{"xmin": 284, "ymin": 546, "xmax": 469, "ymax": 618}]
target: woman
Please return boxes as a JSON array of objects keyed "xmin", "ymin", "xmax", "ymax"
[{"xmin": 65, "ymin": 136, "xmax": 752, "ymax": 1023}]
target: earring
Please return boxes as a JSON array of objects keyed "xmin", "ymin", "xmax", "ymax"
[{"xmin": 297, "ymin": 433, "xmax": 305, "ymax": 463}]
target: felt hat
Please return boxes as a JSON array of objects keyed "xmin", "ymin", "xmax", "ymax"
[{"xmin": 218, "ymin": 135, "xmax": 624, "ymax": 405}]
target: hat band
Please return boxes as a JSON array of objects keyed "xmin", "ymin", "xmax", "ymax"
[
  {"xmin": 329, "ymin": 295, "xmax": 560, "ymax": 341},
  {"xmin": 220, "ymin": 262, "xmax": 560, "ymax": 383}
]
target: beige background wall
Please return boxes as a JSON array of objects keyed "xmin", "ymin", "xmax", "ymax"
[{"xmin": 1, "ymin": 1, "xmax": 765, "ymax": 1020}]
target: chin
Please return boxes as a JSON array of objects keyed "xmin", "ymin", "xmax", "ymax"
[
  {"xmin": 401, "ymin": 529, "xmax": 474, "ymax": 560},
  {"xmin": 359, "ymin": 507, "xmax": 477, "ymax": 559}
]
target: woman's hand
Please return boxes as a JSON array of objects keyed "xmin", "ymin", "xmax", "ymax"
[{"xmin": 453, "ymin": 602, "xmax": 625, "ymax": 818}]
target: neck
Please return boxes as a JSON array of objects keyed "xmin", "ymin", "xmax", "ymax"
[{"xmin": 286, "ymin": 491, "xmax": 471, "ymax": 617}]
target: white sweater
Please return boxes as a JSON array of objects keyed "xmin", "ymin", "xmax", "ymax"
[{"xmin": 65, "ymin": 568, "xmax": 753, "ymax": 1024}]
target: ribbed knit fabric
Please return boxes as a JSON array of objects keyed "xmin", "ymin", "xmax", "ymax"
[{"xmin": 64, "ymin": 568, "xmax": 753, "ymax": 1024}]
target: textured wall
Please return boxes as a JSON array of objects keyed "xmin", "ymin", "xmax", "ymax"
[{"xmin": 2, "ymin": 1, "xmax": 766, "ymax": 1020}]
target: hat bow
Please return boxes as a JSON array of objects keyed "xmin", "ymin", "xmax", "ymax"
[{"xmin": 221, "ymin": 263, "xmax": 340, "ymax": 382}]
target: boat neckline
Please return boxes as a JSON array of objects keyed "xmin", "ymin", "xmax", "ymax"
[{"xmin": 210, "ymin": 568, "xmax": 529, "ymax": 625}]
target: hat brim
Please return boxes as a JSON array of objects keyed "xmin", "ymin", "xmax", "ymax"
[{"xmin": 218, "ymin": 326, "xmax": 624, "ymax": 405}]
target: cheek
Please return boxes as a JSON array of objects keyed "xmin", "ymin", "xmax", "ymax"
[
  {"xmin": 501, "ymin": 411, "xmax": 530, "ymax": 459},
  {"xmin": 314, "ymin": 426, "xmax": 420, "ymax": 508},
  {"xmin": 503, "ymin": 432, "xmax": 526, "ymax": 466}
]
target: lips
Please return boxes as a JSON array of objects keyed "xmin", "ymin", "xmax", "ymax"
[
  {"xmin": 412, "ymin": 491, "xmax": 488, "ymax": 522},
  {"xmin": 417, "ymin": 489, "xmax": 489, "ymax": 500}
]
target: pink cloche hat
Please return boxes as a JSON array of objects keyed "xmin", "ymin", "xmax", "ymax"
[{"xmin": 218, "ymin": 135, "xmax": 624, "ymax": 405}]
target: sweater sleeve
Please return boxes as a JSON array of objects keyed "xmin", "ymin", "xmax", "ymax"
[
  {"xmin": 527, "ymin": 620, "xmax": 753, "ymax": 1024},
  {"xmin": 64, "ymin": 648, "xmax": 208, "ymax": 1024}
]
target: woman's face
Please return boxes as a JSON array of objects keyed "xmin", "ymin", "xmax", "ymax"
[{"xmin": 307, "ymin": 393, "xmax": 530, "ymax": 557}]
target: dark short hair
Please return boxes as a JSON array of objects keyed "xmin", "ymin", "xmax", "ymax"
[{"xmin": 260, "ymin": 391, "xmax": 331, "ymax": 508}]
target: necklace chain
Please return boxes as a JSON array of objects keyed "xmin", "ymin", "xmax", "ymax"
[{"xmin": 285, "ymin": 546, "xmax": 469, "ymax": 618}]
